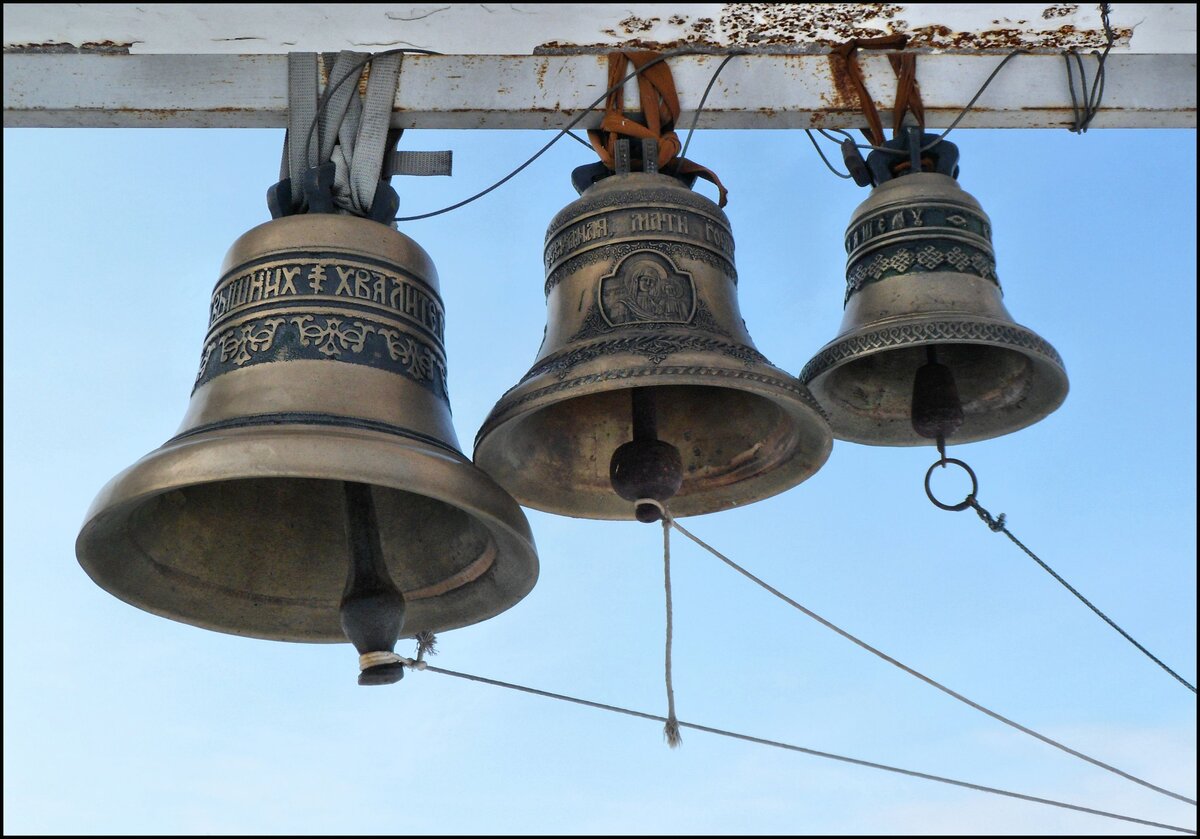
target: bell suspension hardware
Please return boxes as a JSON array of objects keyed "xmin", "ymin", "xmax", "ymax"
[{"xmin": 75, "ymin": 50, "xmax": 537, "ymax": 686}]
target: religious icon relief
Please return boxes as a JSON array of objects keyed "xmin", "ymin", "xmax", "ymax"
[{"xmin": 599, "ymin": 251, "xmax": 696, "ymax": 327}]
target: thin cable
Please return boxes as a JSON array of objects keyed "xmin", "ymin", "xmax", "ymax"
[
  {"xmin": 836, "ymin": 49, "xmax": 1029, "ymax": 157},
  {"xmin": 918, "ymin": 48, "xmax": 1026, "ymax": 152},
  {"xmin": 564, "ymin": 130, "xmax": 594, "ymax": 150},
  {"xmin": 396, "ymin": 48, "xmax": 716, "ymax": 222},
  {"xmin": 818, "ymin": 126, "xmax": 857, "ymax": 144},
  {"xmin": 1064, "ymin": 2, "xmax": 1116, "ymax": 133},
  {"xmin": 664, "ymin": 515, "xmax": 1197, "ymax": 807},
  {"xmin": 804, "ymin": 129, "xmax": 853, "ymax": 179},
  {"xmin": 968, "ymin": 499, "xmax": 1197, "ymax": 694},
  {"xmin": 679, "ymin": 53, "xmax": 741, "ymax": 162},
  {"xmin": 422, "ymin": 665, "xmax": 1196, "ymax": 835}
]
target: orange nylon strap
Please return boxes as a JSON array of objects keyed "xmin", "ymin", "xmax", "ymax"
[
  {"xmin": 588, "ymin": 51, "xmax": 681, "ymax": 169},
  {"xmin": 588, "ymin": 50, "xmax": 729, "ymax": 207},
  {"xmin": 831, "ymin": 34, "xmax": 924, "ymax": 147}
]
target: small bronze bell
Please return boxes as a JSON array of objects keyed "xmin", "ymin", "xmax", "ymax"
[
  {"xmin": 801, "ymin": 135, "xmax": 1068, "ymax": 446},
  {"xmin": 76, "ymin": 214, "xmax": 539, "ymax": 650},
  {"xmin": 475, "ymin": 163, "xmax": 832, "ymax": 520}
]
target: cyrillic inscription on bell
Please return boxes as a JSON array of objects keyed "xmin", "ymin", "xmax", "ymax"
[
  {"xmin": 474, "ymin": 172, "xmax": 832, "ymax": 520},
  {"xmin": 801, "ymin": 140, "xmax": 1068, "ymax": 446},
  {"xmin": 76, "ymin": 214, "xmax": 538, "ymax": 644}
]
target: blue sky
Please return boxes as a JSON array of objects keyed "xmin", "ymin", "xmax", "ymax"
[{"xmin": 3, "ymin": 122, "xmax": 1195, "ymax": 835}]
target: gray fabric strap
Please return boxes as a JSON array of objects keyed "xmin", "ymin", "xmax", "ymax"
[
  {"xmin": 280, "ymin": 49, "xmax": 447, "ymax": 219},
  {"xmin": 283, "ymin": 52, "xmax": 319, "ymax": 211},
  {"xmin": 350, "ymin": 53, "xmax": 403, "ymax": 215},
  {"xmin": 320, "ymin": 51, "xmax": 366, "ymax": 164},
  {"xmin": 386, "ymin": 150, "xmax": 453, "ymax": 177}
]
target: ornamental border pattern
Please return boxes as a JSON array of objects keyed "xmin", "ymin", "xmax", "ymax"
[
  {"xmin": 194, "ymin": 313, "xmax": 449, "ymax": 400},
  {"xmin": 518, "ymin": 333, "xmax": 770, "ymax": 383},
  {"xmin": 844, "ymin": 241, "xmax": 999, "ymax": 302},
  {"xmin": 799, "ymin": 320, "xmax": 1065, "ymax": 384}
]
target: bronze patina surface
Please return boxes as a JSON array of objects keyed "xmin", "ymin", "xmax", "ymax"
[
  {"xmin": 801, "ymin": 171, "xmax": 1068, "ymax": 445},
  {"xmin": 475, "ymin": 172, "xmax": 832, "ymax": 520},
  {"xmin": 76, "ymin": 214, "xmax": 538, "ymax": 642}
]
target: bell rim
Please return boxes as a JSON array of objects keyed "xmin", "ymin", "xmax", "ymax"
[
  {"xmin": 474, "ymin": 365, "xmax": 833, "ymax": 519},
  {"xmin": 76, "ymin": 422, "xmax": 539, "ymax": 642},
  {"xmin": 800, "ymin": 314, "xmax": 1069, "ymax": 446},
  {"xmin": 801, "ymin": 314, "xmax": 1066, "ymax": 385}
]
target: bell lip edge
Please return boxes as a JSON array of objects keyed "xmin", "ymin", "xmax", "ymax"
[
  {"xmin": 74, "ymin": 439, "xmax": 541, "ymax": 645},
  {"xmin": 799, "ymin": 315, "xmax": 1067, "ymax": 387},
  {"xmin": 471, "ymin": 369, "xmax": 834, "ymax": 521}
]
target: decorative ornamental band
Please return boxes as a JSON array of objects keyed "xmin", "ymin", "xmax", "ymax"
[
  {"xmin": 800, "ymin": 319, "xmax": 1065, "ymax": 385},
  {"xmin": 194, "ymin": 313, "xmax": 449, "ymax": 400},
  {"xmin": 844, "ymin": 241, "xmax": 999, "ymax": 302}
]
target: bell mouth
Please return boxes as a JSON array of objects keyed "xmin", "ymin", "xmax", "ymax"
[
  {"xmin": 475, "ymin": 381, "xmax": 832, "ymax": 520},
  {"xmin": 76, "ymin": 425, "xmax": 538, "ymax": 642},
  {"xmin": 802, "ymin": 317, "xmax": 1069, "ymax": 446}
]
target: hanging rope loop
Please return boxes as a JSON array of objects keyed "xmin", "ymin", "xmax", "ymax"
[{"xmin": 587, "ymin": 51, "xmax": 728, "ymax": 207}]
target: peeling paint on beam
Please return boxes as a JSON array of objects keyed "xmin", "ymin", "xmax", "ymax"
[{"xmin": 2, "ymin": 4, "xmax": 1191, "ymax": 56}]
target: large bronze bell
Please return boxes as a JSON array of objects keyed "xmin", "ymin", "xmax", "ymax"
[
  {"xmin": 474, "ymin": 168, "xmax": 832, "ymax": 519},
  {"xmin": 801, "ymin": 136, "xmax": 1068, "ymax": 446},
  {"xmin": 76, "ymin": 214, "xmax": 538, "ymax": 648}
]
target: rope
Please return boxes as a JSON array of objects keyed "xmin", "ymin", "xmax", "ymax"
[
  {"xmin": 661, "ymin": 515, "xmax": 681, "ymax": 747},
  {"xmin": 967, "ymin": 498, "xmax": 1197, "ymax": 695},
  {"xmin": 658, "ymin": 509, "xmax": 1196, "ymax": 807},
  {"xmin": 417, "ymin": 665, "xmax": 1196, "ymax": 835}
]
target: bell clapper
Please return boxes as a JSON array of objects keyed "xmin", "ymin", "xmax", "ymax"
[
  {"xmin": 911, "ymin": 345, "xmax": 966, "ymax": 447},
  {"xmin": 609, "ymin": 388, "xmax": 684, "ymax": 523},
  {"xmin": 340, "ymin": 481, "xmax": 408, "ymax": 686}
]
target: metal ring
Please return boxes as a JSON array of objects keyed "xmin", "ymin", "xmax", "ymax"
[{"xmin": 925, "ymin": 458, "xmax": 978, "ymax": 512}]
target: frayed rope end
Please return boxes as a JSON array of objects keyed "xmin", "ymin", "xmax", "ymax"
[{"xmin": 663, "ymin": 717, "xmax": 682, "ymax": 749}]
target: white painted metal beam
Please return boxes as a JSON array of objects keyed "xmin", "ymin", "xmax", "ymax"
[
  {"xmin": 3, "ymin": 52, "xmax": 1195, "ymax": 130},
  {"xmin": 3, "ymin": 4, "xmax": 1196, "ymax": 129}
]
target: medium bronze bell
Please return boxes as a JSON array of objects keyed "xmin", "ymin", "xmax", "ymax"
[
  {"xmin": 76, "ymin": 214, "xmax": 539, "ymax": 647},
  {"xmin": 801, "ymin": 136, "xmax": 1068, "ymax": 446},
  {"xmin": 474, "ymin": 169, "xmax": 832, "ymax": 519}
]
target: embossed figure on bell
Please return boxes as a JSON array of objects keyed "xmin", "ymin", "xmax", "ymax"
[
  {"xmin": 76, "ymin": 214, "xmax": 539, "ymax": 644},
  {"xmin": 800, "ymin": 136, "xmax": 1068, "ymax": 446},
  {"xmin": 474, "ymin": 171, "xmax": 832, "ymax": 519}
]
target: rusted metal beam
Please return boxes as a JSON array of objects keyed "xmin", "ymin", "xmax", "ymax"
[
  {"xmin": 3, "ymin": 52, "xmax": 1195, "ymax": 129},
  {"xmin": 3, "ymin": 3, "xmax": 1193, "ymax": 56}
]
